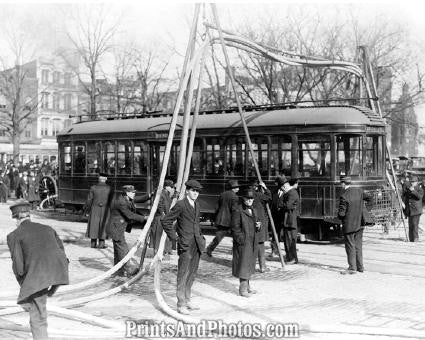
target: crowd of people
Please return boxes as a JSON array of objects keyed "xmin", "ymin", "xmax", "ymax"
[{"xmin": 0, "ymin": 159, "xmax": 58, "ymax": 208}]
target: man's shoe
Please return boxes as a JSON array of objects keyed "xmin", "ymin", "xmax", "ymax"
[
  {"xmin": 247, "ymin": 287, "xmax": 257, "ymax": 294},
  {"xmin": 239, "ymin": 290, "xmax": 252, "ymax": 298},
  {"xmin": 90, "ymin": 240, "xmax": 97, "ymax": 248},
  {"xmin": 177, "ymin": 306, "xmax": 191, "ymax": 315},
  {"xmin": 285, "ymin": 259, "xmax": 296, "ymax": 265},
  {"xmin": 98, "ymin": 241, "xmax": 107, "ymax": 249},
  {"xmin": 340, "ymin": 269, "xmax": 357, "ymax": 275},
  {"xmin": 259, "ymin": 267, "xmax": 271, "ymax": 273},
  {"xmin": 357, "ymin": 268, "xmax": 364, "ymax": 273},
  {"xmin": 186, "ymin": 301, "xmax": 200, "ymax": 310},
  {"xmin": 125, "ymin": 268, "xmax": 139, "ymax": 277},
  {"xmin": 206, "ymin": 247, "xmax": 212, "ymax": 257}
]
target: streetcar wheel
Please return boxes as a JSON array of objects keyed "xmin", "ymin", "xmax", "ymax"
[{"xmin": 39, "ymin": 175, "xmax": 58, "ymax": 203}]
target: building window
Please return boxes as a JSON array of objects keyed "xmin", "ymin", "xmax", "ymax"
[
  {"xmin": 41, "ymin": 92, "xmax": 50, "ymax": 109},
  {"xmin": 64, "ymin": 93, "xmax": 72, "ymax": 111},
  {"xmin": 53, "ymin": 93, "xmax": 61, "ymax": 110},
  {"xmin": 53, "ymin": 71, "xmax": 61, "ymax": 84},
  {"xmin": 52, "ymin": 119, "xmax": 63, "ymax": 136},
  {"xmin": 40, "ymin": 118, "xmax": 49, "ymax": 136},
  {"xmin": 25, "ymin": 129, "xmax": 31, "ymax": 138},
  {"xmin": 0, "ymin": 130, "xmax": 6, "ymax": 137},
  {"xmin": 64, "ymin": 73, "xmax": 72, "ymax": 85},
  {"xmin": 41, "ymin": 70, "xmax": 49, "ymax": 84}
]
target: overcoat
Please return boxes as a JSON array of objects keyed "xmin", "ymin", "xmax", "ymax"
[
  {"xmin": 252, "ymin": 188, "xmax": 272, "ymax": 242},
  {"xmin": 214, "ymin": 189, "xmax": 239, "ymax": 228},
  {"xmin": 338, "ymin": 187, "xmax": 369, "ymax": 234},
  {"xmin": 283, "ymin": 188, "xmax": 299, "ymax": 229},
  {"xmin": 231, "ymin": 203, "xmax": 260, "ymax": 279},
  {"xmin": 27, "ymin": 177, "xmax": 39, "ymax": 203},
  {"xmin": 161, "ymin": 197, "xmax": 206, "ymax": 254},
  {"xmin": 271, "ymin": 188, "xmax": 286, "ymax": 228},
  {"xmin": 403, "ymin": 184, "xmax": 424, "ymax": 217},
  {"xmin": 18, "ymin": 177, "xmax": 29, "ymax": 199},
  {"xmin": 106, "ymin": 194, "xmax": 145, "ymax": 241},
  {"xmin": 151, "ymin": 189, "xmax": 173, "ymax": 248},
  {"xmin": 7, "ymin": 220, "xmax": 69, "ymax": 304},
  {"xmin": 84, "ymin": 183, "xmax": 113, "ymax": 239}
]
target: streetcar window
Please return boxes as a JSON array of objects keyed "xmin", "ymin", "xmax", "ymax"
[
  {"xmin": 365, "ymin": 135, "xmax": 383, "ymax": 177},
  {"xmin": 270, "ymin": 136, "xmax": 292, "ymax": 177},
  {"xmin": 206, "ymin": 138, "xmax": 223, "ymax": 175},
  {"xmin": 102, "ymin": 141, "xmax": 116, "ymax": 176},
  {"xmin": 117, "ymin": 141, "xmax": 132, "ymax": 176},
  {"xmin": 337, "ymin": 135, "xmax": 362, "ymax": 177},
  {"xmin": 87, "ymin": 141, "xmax": 101, "ymax": 175},
  {"xmin": 134, "ymin": 141, "xmax": 148, "ymax": 176},
  {"xmin": 190, "ymin": 139, "xmax": 203, "ymax": 176},
  {"xmin": 298, "ymin": 135, "xmax": 331, "ymax": 177},
  {"xmin": 224, "ymin": 137, "xmax": 245, "ymax": 176},
  {"xmin": 73, "ymin": 143, "xmax": 86, "ymax": 174},
  {"xmin": 248, "ymin": 137, "xmax": 268, "ymax": 177},
  {"xmin": 169, "ymin": 144, "xmax": 180, "ymax": 176},
  {"xmin": 60, "ymin": 143, "xmax": 71, "ymax": 174}
]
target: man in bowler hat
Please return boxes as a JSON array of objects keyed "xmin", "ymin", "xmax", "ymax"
[
  {"xmin": 106, "ymin": 185, "xmax": 145, "ymax": 277},
  {"xmin": 206, "ymin": 179, "xmax": 240, "ymax": 257},
  {"xmin": 338, "ymin": 176, "xmax": 371, "ymax": 274},
  {"xmin": 7, "ymin": 200, "xmax": 69, "ymax": 339},
  {"xmin": 161, "ymin": 179, "xmax": 206, "ymax": 315}
]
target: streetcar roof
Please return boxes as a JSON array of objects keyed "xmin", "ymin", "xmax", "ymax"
[{"xmin": 59, "ymin": 105, "xmax": 385, "ymax": 136}]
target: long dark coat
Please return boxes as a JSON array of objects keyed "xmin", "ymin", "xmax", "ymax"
[
  {"xmin": 214, "ymin": 189, "xmax": 239, "ymax": 228},
  {"xmin": 151, "ymin": 189, "xmax": 173, "ymax": 248},
  {"xmin": 7, "ymin": 220, "xmax": 69, "ymax": 304},
  {"xmin": 84, "ymin": 183, "xmax": 113, "ymax": 239},
  {"xmin": 253, "ymin": 188, "xmax": 272, "ymax": 242},
  {"xmin": 161, "ymin": 197, "xmax": 206, "ymax": 254},
  {"xmin": 18, "ymin": 176, "xmax": 29, "ymax": 199},
  {"xmin": 283, "ymin": 188, "xmax": 299, "ymax": 229},
  {"xmin": 338, "ymin": 187, "xmax": 367, "ymax": 234},
  {"xmin": 231, "ymin": 203, "xmax": 260, "ymax": 279},
  {"xmin": 403, "ymin": 184, "xmax": 424, "ymax": 217},
  {"xmin": 106, "ymin": 194, "xmax": 145, "ymax": 241},
  {"xmin": 27, "ymin": 177, "xmax": 39, "ymax": 203}
]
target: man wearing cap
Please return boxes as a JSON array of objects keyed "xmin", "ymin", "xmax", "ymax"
[
  {"xmin": 83, "ymin": 173, "xmax": 114, "ymax": 248},
  {"xmin": 151, "ymin": 179, "xmax": 176, "ymax": 256},
  {"xmin": 7, "ymin": 200, "xmax": 69, "ymax": 339},
  {"xmin": 402, "ymin": 175, "xmax": 423, "ymax": 242},
  {"xmin": 106, "ymin": 185, "xmax": 145, "ymax": 277},
  {"xmin": 206, "ymin": 179, "xmax": 240, "ymax": 257},
  {"xmin": 231, "ymin": 188, "xmax": 261, "ymax": 297},
  {"xmin": 250, "ymin": 179, "xmax": 272, "ymax": 272},
  {"xmin": 338, "ymin": 176, "xmax": 371, "ymax": 274},
  {"xmin": 161, "ymin": 179, "xmax": 206, "ymax": 315},
  {"xmin": 282, "ymin": 178, "xmax": 300, "ymax": 264}
]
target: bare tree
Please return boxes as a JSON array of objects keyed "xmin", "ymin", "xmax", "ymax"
[
  {"xmin": 59, "ymin": 4, "xmax": 121, "ymax": 118},
  {"xmin": 0, "ymin": 27, "xmax": 38, "ymax": 163}
]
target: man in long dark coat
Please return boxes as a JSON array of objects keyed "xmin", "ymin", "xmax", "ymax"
[
  {"xmin": 402, "ymin": 175, "xmax": 423, "ymax": 242},
  {"xmin": 150, "ymin": 179, "xmax": 175, "ymax": 256},
  {"xmin": 83, "ymin": 173, "xmax": 113, "ymax": 248},
  {"xmin": 250, "ymin": 179, "xmax": 272, "ymax": 272},
  {"xmin": 231, "ymin": 188, "xmax": 261, "ymax": 297},
  {"xmin": 161, "ymin": 179, "xmax": 206, "ymax": 315},
  {"xmin": 106, "ymin": 185, "xmax": 145, "ymax": 277},
  {"xmin": 338, "ymin": 176, "xmax": 371, "ymax": 274},
  {"xmin": 7, "ymin": 200, "xmax": 69, "ymax": 339},
  {"xmin": 206, "ymin": 179, "xmax": 240, "ymax": 257},
  {"xmin": 282, "ymin": 178, "xmax": 299, "ymax": 264}
]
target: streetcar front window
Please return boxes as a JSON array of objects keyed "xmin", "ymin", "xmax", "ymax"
[
  {"xmin": 270, "ymin": 135, "xmax": 291, "ymax": 177},
  {"xmin": 365, "ymin": 135, "xmax": 383, "ymax": 177},
  {"xmin": 298, "ymin": 135, "xmax": 331, "ymax": 178},
  {"xmin": 224, "ymin": 137, "xmax": 245, "ymax": 177},
  {"xmin": 247, "ymin": 137, "xmax": 268, "ymax": 177},
  {"xmin": 134, "ymin": 141, "xmax": 148, "ymax": 176},
  {"xmin": 60, "ymin": 143, "xmax": 71, "ymax": 174},
  {"xmin": 117, "ymin": 141, "xmax": 132, "ymax": 176},
  {"xmin": 102, "ymin": 141, "xmax": 116, "ymax": 176},
  {"xmin": 87, "ymin": 141, "xmax": 101, "ymax": 175},
  {"xmin": 337, "ymin": 135, "xmax": 362, "ymax": 178},
  {"xmin": 73, "ymin": 143, "xmax": 86, "ymax": 175},
  {"xmin": 206, "ymin": 138, "xmax": 224, "ymax": 176}
]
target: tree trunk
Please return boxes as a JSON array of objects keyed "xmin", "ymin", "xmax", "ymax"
[
  {"xmin": 12, "ymin": 132, "xmax": 20, "ymax": 165},
  {"xmin": 90, "ymin": 66, "xmax": 97, "ymax": 119}
]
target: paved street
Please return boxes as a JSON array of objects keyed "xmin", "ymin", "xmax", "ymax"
[{"xmin": 0, "ymin": 202, "xmax": 425, "ymax": 339}]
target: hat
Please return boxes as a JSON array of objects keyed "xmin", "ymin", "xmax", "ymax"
[
  {"xmin": 340, "ymin": 176, "xmax": 352, "ymax": 184},
  {"xmin": 249, "ymin": 178, "xmax": 259, "ymax": 186},
  {"xmin": 227, "ymin": 180, "xmax": 239, "ymax": 189},
  {"xmin": 164, "ymin": 179, "xmax": 174, "ymax": 188},
  {"xmin": 10, "ymin": 200, "xmax": 31, "ymax": 218},
  {"xmin": 122, "ymin": 185, "xmax": 136, "ymax": 193},
  {"xmin": 185, "ymin": 179, "xmax": 203, "ymax": 190},
  {"xmin": 289, "ymin": 178, "xmax": 299, "ymax": 186},
  {"xmin": 275, "ymin": 175, "xmax": 288, "ymax": 186},
  {"xmin": 98, "ymin": 172, "xmax": 108, "ymax": 178},
  {"xmin": 241, "ymin": 188, "xmax": 255, "ymax": 199}
]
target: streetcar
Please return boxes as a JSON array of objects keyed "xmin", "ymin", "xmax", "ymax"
[{"xmin": 57, "ymin": 104, "xmax": 388, "ymax": 239}]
